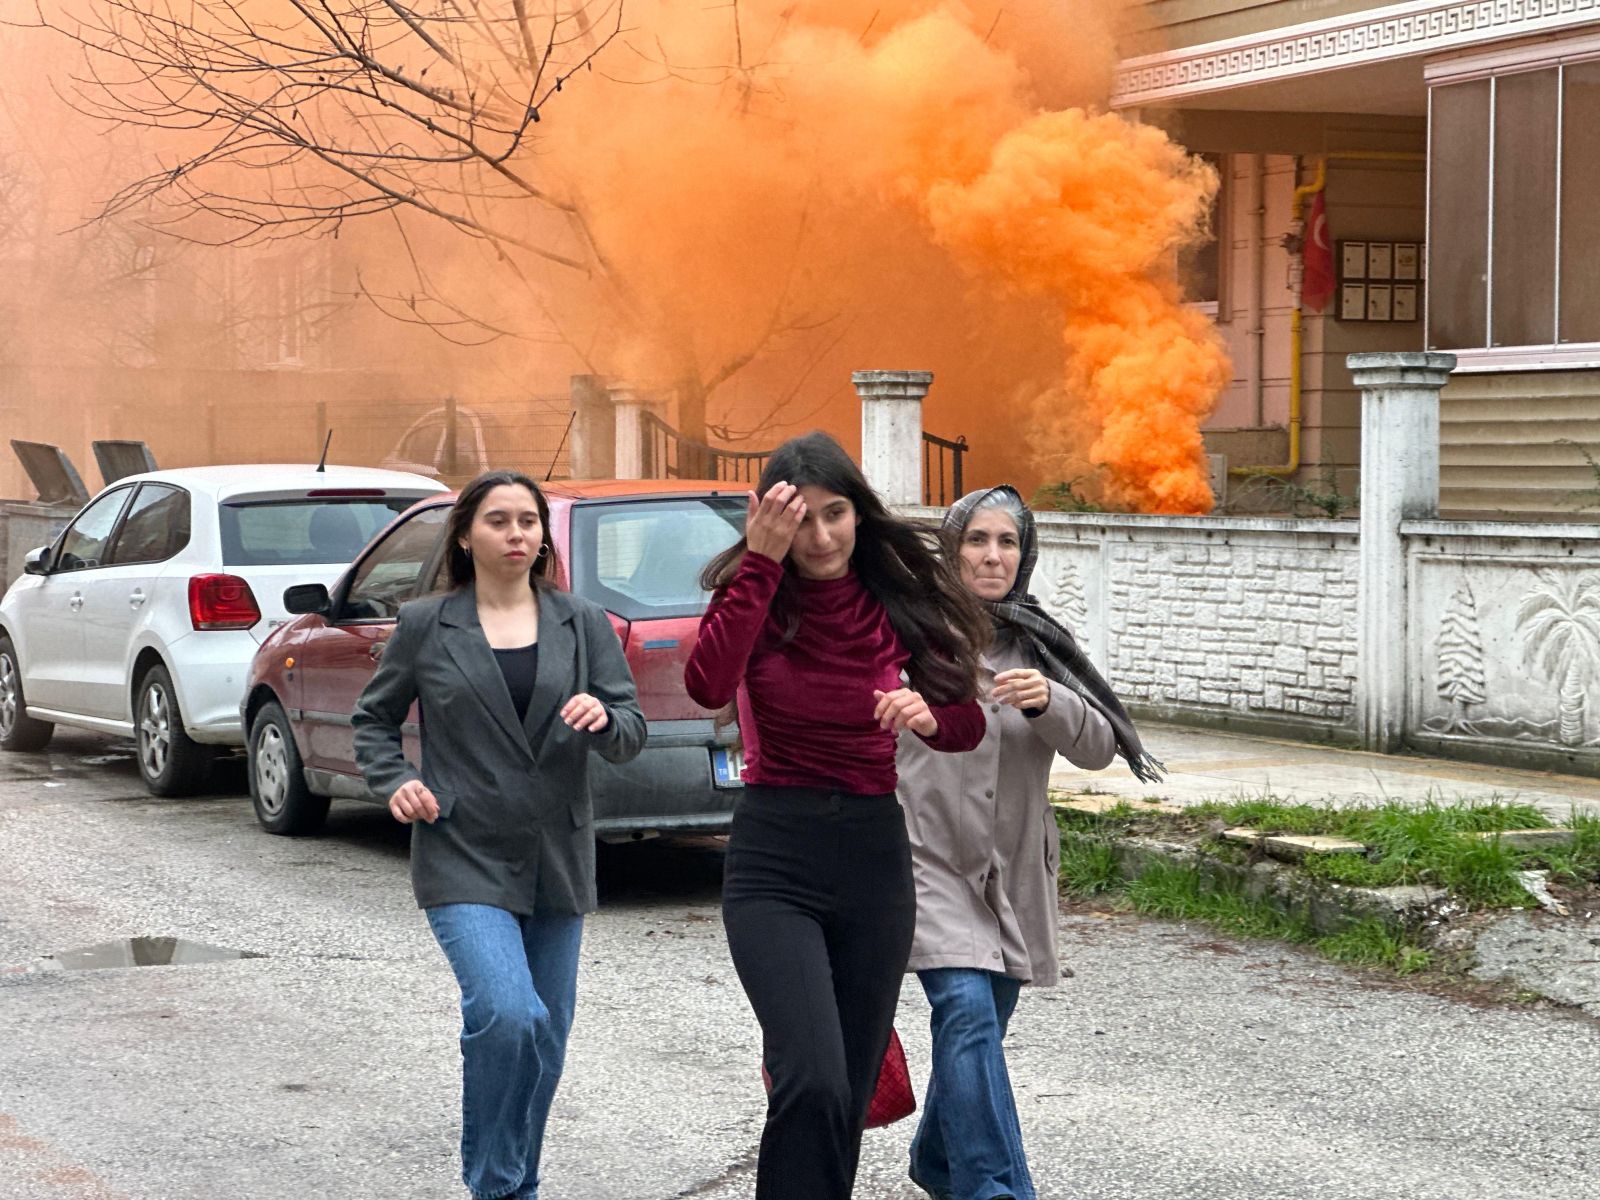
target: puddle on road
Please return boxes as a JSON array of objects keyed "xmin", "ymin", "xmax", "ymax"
[
  {"xmin": 78, "ymin": 753, "xmax": 134, "ymax": 766},
  {"xmin": 41, "ymin": 937, "xmax": 264, "ymax": 971}
]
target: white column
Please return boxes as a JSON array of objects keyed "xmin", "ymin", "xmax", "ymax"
[
  {"xmin": 854, "ymin": 370, "xmax": 932, "ymax": 506},
  {"xmin": 1348, "ymin": 351, "xmax": 1454, "ymax": 753},
  {"xmin": 568, "ymin": 374, "xmax": 614, "ymax": 480},
  {"xmin": 610, "ymin": 384, "xmax": 646, "ymax": 480}
]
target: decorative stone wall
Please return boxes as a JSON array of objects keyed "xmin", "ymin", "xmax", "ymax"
[
  {"xmin": 907, "ymin": 508, "xmax": 1363, "ymax": 740},
  {"xmin": 1405, "ymin": 520, "xmax": 1600, "ymax": 774}
]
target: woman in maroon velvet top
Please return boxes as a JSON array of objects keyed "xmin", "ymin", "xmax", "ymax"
[{"xmin": 686, "ymin": 431, "xmax": 989, "ymax": 1200}]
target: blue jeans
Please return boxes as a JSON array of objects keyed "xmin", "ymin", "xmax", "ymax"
[
  {"xmin": 425, "ymin": 904, "xmax": 584, "ymax": 1200},
  {"xmin": 909, "ymin": 969, "xmax": 1035, "ymax": 1200}
]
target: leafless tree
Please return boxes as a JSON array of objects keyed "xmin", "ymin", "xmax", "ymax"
[{"xmin": 21, "ymin": 0, "xmax": 829, "ymax": 443}]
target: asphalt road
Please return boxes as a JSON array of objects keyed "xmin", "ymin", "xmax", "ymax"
[{"xmin": 1, "ymin": 732, "xmax": 1596, "ymax": 1200}]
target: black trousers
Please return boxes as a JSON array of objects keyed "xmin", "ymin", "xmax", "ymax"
[{"xmin": 722, "ymin": 784, "xmax": 917, "ymax": 1200}]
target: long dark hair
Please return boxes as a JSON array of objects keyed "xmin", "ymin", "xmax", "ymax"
[
  {"xmin": 700, "ymin": 431, "xmax": 989, "ymax": 705},
  {"xmin": 445, "ymin": 470, "xmax": 560, "ymax": 591}
]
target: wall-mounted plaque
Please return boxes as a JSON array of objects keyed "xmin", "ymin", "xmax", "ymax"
[
  {"xmin": 1394, "ymin": 243, "xmax": 1420, "ymax": 281},
  {"xmin": 1341, "ymin": 241, "xmax": 1369, "ymax": 279},
  {"xmin": 1367, "ymin": 243, "xmax": 1393, "ymax": 280}
]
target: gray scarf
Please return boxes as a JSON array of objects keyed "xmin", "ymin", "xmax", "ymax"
[{"xmin": 943, "ymin": 486, "xmax": 1165, "ymax": 784}]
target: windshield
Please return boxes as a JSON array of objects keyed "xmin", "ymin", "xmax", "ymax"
[
  {"xmin": 220, "ymin": 497, "xmax": 421, "ymax": 567},
  {"xmin": 568, "ymin": 495, "xmax": 745, "ymax": 620}
]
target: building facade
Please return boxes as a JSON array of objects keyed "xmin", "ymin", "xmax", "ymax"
[{"xmin": 1120, "ymin": 0, "xmax": 1600, "ymax": 518}]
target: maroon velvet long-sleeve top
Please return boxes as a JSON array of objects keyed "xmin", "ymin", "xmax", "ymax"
[{"xmin": 684, "ymin": 552, "xmax": 985, "ymax": 795}]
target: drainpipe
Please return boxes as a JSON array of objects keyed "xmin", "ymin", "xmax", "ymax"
[
  {"xmin": 1249, "ymin": 155, "xmax": 1267, "ymax": 428},
  {"xmin": 1229, "ymin": 151, "xmax": 1426, "ymax": 480},
  {"xmin": 1231, "ymin": 156, "xmax": 1322, "ymax": 479}
]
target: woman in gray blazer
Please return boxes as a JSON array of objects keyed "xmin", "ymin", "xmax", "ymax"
[{"xmin": 354, "ymin": 470, "xmax": 645, "ymax": 1200}]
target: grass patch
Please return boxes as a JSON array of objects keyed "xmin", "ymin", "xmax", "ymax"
[
  {"xmin": 1192, "ymin": 796, "xmax": 1558, "ymax": 909},
  {"xmin": 1060, "ymin": 792, "xmax": 1599, "ymax": 927},
  {"xmin": 1544, "ymin": 810, "xmax": 1600, "ymax": 886},
  {"xmin": 1300, "ymin": 853, "xmax": 1410, "ymax": 888},
  {"xmin": 1316, "ymin": 919, "xmax": 1433, "ymax": 975},
  {"xmin": 1123, "ymin": 860, "xmax": 1316, "ymax": 943},
  {"xmin": 1092, "ymin": 855, "xmax": 1437, "ymax": 977},
  {"xmin": 1059, "ymin": 838, "xmax": 1122, "ymax": 897}
]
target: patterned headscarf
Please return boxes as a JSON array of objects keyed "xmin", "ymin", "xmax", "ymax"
[{"xmin": 943, "ymin": 485, "xmax": 1165, "ymax": 784}]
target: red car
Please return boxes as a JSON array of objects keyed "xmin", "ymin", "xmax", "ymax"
[{"xmin": 241, "ymin": 481, "xmax": 748, "ymax": 836}]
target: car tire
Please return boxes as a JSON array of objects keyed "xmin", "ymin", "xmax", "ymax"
[
  {"xmin": 248, "ymin": 701, "xmax": 330, "ymax": 836},
  {"xmin": 0, "ymin": 636, "xmax": 54, "ymax": 753},
  {"xmin": 134, "ymin": 662, "xmax": 214, "ymax": 797}
]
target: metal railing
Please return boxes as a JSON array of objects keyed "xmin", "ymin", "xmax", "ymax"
[
  {"xmin": 922, "ymin": 431, "xmax": 967, "ymax": 507},
  {"xmin": 641, "ymin": 411, "xmax": 772, "ymax": 483}
]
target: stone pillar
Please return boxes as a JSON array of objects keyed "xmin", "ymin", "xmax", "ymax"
[
  {"xmin": 1348, "ymin": 351, "xmax": 1455, "ymax": 753},
  {"xmin": 610, "ymin": 383, "xmax": 647, "ymax": 480},
  {"xmin": 855, "ymin": 370, "xmax": 932, "ymax": 506},
  {"xmin": 568, "ymin": 375, "xmax": 614, "ymax": 479}
]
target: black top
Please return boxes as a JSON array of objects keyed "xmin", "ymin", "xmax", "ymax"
[{"xmin": 492, "ymin": 642, "xmax": 540, "ymax": 722}]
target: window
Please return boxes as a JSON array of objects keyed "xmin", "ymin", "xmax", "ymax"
[
  {"xmin": 341, "ymin": 506, "xmax": 449, "ymax": 621},
  {"xmin": 53, "ymin": 488, "xmax": 133, "ymax": 573},
  {"xmin": 219, "ymin": 497, "xmax": 419, "ymax": 567},
  {"xmin": 107, "ymin": 484, "xmax": 190, "ymax": 566},
  {"xmin": 1179, "ymin": 152, "xmax": 1224, "ymax": 312},
  {"xmin": 568, "ymin": 497, "xmax": 746, "ymax": 621},
  {"xmin": 1428, "ymin": 40, "xmax": 1600, "ymax": 362}
]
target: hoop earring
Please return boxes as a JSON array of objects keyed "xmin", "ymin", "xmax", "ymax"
[{"xmin": 536, "ymin": 544, "xmax": 548, "ymax": 559}]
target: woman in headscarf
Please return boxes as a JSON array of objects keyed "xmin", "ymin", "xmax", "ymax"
[{"xmin": 896, "ymin": 485, "xmax": 1163, "ymax": 1200}]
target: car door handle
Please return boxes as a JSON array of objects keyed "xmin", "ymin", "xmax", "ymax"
[
  {"xmin": 129, "ymin": 589, "xmax": 146, "ymax": 608},
  {"xmin": 68, "ymin": 593, "xmax": 84, "ymax": 612},
  {"xmin": 369, "ymin": 640, "xmax": 388, "ymax": 660}
]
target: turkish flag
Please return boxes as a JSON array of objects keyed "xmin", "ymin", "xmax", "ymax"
[{"xmin": 1301, "ymin": 188, "xmax": 1335, "ymax": 313}]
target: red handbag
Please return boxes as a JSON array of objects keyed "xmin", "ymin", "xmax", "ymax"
[{"xmin": 761, "ymin": 1027, "xmax": 917, "ymax": 1129}]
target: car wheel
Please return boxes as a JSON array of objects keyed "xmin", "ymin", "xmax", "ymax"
[
  {"xmin": 0, "ymin": 637, "xmax": 54, "ymax": 752},
  {"xmin": 135, "ymin": 663, "xmax": 214, "ymax": 797},
  {"xmin": 248, "ymin": 702, "xmax": 330, "ymax": 836}
]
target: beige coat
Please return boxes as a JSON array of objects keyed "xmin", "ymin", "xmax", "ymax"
[{"xmin": 896, "ymin": 639, "xmax": 1116, "ymax": 986}]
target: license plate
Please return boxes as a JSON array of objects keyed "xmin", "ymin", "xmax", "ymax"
[{"xmin": 711, "ymin": 747, "xmax": 745, "ymax": 788}]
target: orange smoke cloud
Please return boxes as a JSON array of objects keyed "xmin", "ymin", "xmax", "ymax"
[
  {"xmin": 535, "ymin": 0, "xmax": 1227, "ymax": 511},
  {"xmin": 922, "ymin": 111, "xmax": 1229, "ymax": 513}
]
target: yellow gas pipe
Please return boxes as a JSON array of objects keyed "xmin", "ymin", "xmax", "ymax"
[{"xmin": 1228, "ymin": 151, "xmax": 1425, "ymax": 480}]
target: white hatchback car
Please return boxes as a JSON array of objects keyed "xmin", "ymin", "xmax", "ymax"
[{"xmin": 0, "ymin": 465, "xmax": 447, "ymax": 794}]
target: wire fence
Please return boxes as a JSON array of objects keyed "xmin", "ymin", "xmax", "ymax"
[{"xmin": 1, "ymin": 391, "xmax": 576, "ymax": 498}]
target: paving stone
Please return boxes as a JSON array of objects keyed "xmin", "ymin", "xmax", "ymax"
[
  {"xmin": 1262, "ymin": 834, "xmax": 1367, "ymax": 861},
  {"xmin": 1220, "ymin": 826, "xmax": 1264, "ymax": 845}
]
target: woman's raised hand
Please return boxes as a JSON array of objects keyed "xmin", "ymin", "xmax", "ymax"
[
  {"xmin": 873, "ymin": 688, "xmax": 938, "ymax": 738},
  {"xmin": 389, "ymin": 779, "xmax": 440, "ymax": 824},
  {"xmin": 993, "ymin": 668, "xmax": 1051, "ymax": 712},
  {"xmin": 745, "ymin": 481, "xmax": 806, "ymax": 562},
  {"xmin": 561, "ymin": 692, "xmax": 611, "ymax": 733}
]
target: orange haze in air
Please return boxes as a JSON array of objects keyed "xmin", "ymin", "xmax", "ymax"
[{"xmin": 12, "ymin": 1, "xmax": 1228, "ymax": 512}]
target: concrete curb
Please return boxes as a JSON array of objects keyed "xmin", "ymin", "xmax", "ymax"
[
  {"xmin": 1068, "ymin": 829, "xmax": 1448, "ymax": 937},
  {"xmin": 1068, "ymin": 829, "xmax": 1600, "ymax": 1020}
]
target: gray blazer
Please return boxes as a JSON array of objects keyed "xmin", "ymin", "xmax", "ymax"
[{"xmin": 353, "ymin": 584, "xmax": 646, "ymax": 915}]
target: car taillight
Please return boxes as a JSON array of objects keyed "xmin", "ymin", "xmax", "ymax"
[{"xmin": 189, "ymin": 574, "xmax": 262, "ymax": 631}]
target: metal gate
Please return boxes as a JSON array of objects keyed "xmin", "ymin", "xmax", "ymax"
[{"xmin": 641, "ymin": 412, "xmax": 772, "ymax": 483}]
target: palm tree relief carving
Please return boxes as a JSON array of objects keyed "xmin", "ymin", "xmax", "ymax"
[{"xmin": 1517, "ymin": 569, "xmax": 1600, "ymax": 748}]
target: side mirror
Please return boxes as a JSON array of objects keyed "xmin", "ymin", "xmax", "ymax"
[
  {"xmin": 22, "ymin": 546, "xmax": 50, "ymax": 576},
  {"xmin": 283, "ymin": 583, "xmax": 332, "ymax": 616}
]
